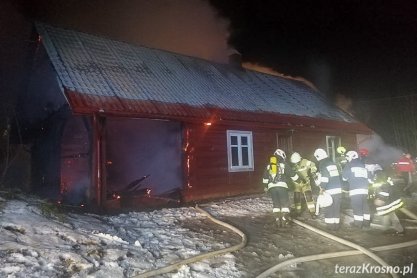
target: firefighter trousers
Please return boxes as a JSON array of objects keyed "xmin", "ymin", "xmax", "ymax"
[
  {"xmin": 294, "ymin": 190, "xmax": 315, "ymax": 215},
  {"xmin": 269, "ymin": 186, "xmax": 290, "ymax": 215},
  {"xmin": 324, "ymin": 193, "xmax": 342, "ymax": 229},
  {"xmin": 350, "ymin": 193, "xmax": 370, "ymax": 227}
]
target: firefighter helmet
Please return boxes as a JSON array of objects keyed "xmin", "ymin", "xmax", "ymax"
[
  {"xmin": 274, "ymin": 149, "xmax": 286, "ymax": 160},
  {"xmin": 337, "ymin": 146, "xmax": 346, "ymax": 155},
  {"xmin": 359, "ymin": 148, "xmax": 369, "ymax": 157},
  {"xmin": 345, "ymin": 150, "xmax": 359, "ymax": 162},
  {"xmin": 314, "ymin": 148, "xmax": 328, "ymax": 161},
  {"xmin": 290, "ymin": 152, "xmax": 302, "ymax": 164}
]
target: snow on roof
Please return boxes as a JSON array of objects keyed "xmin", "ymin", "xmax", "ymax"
[{"xmin": 36, "ymin": 23, "xmax": 358, "ymax": 125}]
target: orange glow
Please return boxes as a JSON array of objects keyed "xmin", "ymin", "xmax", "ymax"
[
  {"xmin": 204, "ymin": 122, "xmax": 212, "ymax": 126},
  {"xmin": 111, "ymin": 193, "xmax": 121, "ymax": 200},
  {"xmin": 242, "ymin": 62, "xmax": 318, "ymax": 91},
  {"xmin": 184, "ymin": 128, "xmax": 192, "ymax": 189}
]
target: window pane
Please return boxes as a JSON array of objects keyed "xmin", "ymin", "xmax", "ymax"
[
  {"xmin": 231, "ymin": 136, "xmax": 238, "ymax": 145},
  {"xmin": 241, "ymin": 136, "xmax": 248, "ymax": 145},
  {"xmin": 242, "ymin": 147, "xmax": 249, "ymax": 166},
  {"xmin": 231, "ymin": 147, "xmax": 239, "ymax": 166},
  {"xmin": 227, "ymin": 130, "xmax": 253, "ymax": 172}
]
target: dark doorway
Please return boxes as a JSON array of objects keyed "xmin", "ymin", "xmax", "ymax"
[{"xmin": 105, "ymin": 118, "xmax": 183, "ymax": 200}]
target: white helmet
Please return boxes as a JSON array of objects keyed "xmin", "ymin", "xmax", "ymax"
[
  {"xmin": 274, "ymin": 149, "xmax": 286, "ymax": 160},
  {"xmin": 313, "ymin": 148, "xmax": 328, "ymax": 161},
  {"xmin": 290, "ymin": 152, "xmax": 302, "ymax": 164},
  {"xmin": 345, "ymin": 150, "xmax": 359, "ymax": 162}
]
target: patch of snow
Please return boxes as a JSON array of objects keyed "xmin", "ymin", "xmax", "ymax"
[{"xmin": 0, "ymin": 194, "xmax": 274, "ymax": 277}]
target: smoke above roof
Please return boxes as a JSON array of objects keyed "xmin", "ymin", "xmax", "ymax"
[{"xmin": 25, "ymin": 0, "xmax": 234, "ymax": 64}]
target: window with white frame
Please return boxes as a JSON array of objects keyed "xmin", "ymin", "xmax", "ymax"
[
  {"xmin": 326, "ymin": 135, "xmax": 341, "ymax": 162},
  {"xmin": 226, "ymin": 130, "xmax": 254, "ymax": 172}
]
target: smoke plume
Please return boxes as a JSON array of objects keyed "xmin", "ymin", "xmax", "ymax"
[
  {"xmin": 31, "ymin": 0, "xmax": 233, "ymax": 64},
  {"xmin": 358, "ymin": 133, "xmax": 403, "ymax": 168}
]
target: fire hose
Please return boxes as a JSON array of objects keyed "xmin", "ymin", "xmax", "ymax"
[
  {"xmin": 132, "ymin": 205, "xmax": 417, "ymax": 278},
  {"xmin": 257, "ymin": 208, "xmax": 417, "ymax": 278},
  {"xmin": 256, "ymin": 239, "xmax": 417, "ymax": 278},
  {"xmin": 131, "ymin": 204, "xmax": 247, "ymax": 278}
]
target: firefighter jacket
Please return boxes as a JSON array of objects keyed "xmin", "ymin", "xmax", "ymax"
[
  {"xmin": 372, "ymin": 179, "xmax": 404, "ymax": 216},
  {"xmin": 263, "ymin": 158, "xmax": 298, "ymax": 190},
  {"xmin": 365, "ymin": 163, "xmax": 383, "ymax": 182},
  {"xmin": 336, "ymin": 155, "xmax": 348, "ymax": 172},
  {"xmin": 342, "ymin": 158, "xmax": 369, "ymax": 196},
  {"xmin": 317, "ymin": 157, "xmax": 342, "ymax": 195},
  {"xmin": 292, "ymin": 158, "xmax": 317, "ymax": 186}
]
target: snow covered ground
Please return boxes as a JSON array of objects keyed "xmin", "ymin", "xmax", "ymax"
[
  {"xmin": 1, "ymin": 193, "xmax": 417, "ymax": 278},
  {"xmin": 0, "ymin": 193, "xmax": 275, "ymax": 277}
]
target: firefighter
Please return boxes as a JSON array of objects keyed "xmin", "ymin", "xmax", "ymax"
[
  {"xmin": 290, "ymin": 152, "xmax": 318, "ymax": 219},
  {"xmin": 342, "ymin": 150, "xmax": 371, "ymax": 229},
  {"xmin": 314, "ymin": 148, "xmax": 343, "ymax": 230},
  {"xmin": 395, "ymin": 152, "xmax": 415, "ymax": 195},
  {"xmin": 358, "ymin": 147, "xmax": 383, "ymax": 182},
  {"xmin": 371, "ymin": 170, "xmax": 405, "ymax": 235},
  {"xmin": 358, "ymin": 148, "xmax": 369, "ymax": 162},
  {"xmin": 336, "ymin": 146, "xmax": 350, "ymax": 209},
  {"xmin": 263, "ymin": 149, "xmax": 297, "ymax": 227},
  {"xmin": 336, "ymin": 146, "xmax": 348, "ymax": 172}
]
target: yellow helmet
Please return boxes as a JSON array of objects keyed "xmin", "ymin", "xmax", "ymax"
[{"xmin": 337, "ymin": 146, "xmax": 346, "ymax": 155}]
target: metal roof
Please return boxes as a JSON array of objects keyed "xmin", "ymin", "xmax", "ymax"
[{"xmin": 36, "ymin": 23, "xmax": 369, "ymax": 132}]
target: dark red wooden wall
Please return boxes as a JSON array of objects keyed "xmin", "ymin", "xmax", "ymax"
[{"xmin": 182, "ymin": 122, "xmax": 359, "ymax": 203}]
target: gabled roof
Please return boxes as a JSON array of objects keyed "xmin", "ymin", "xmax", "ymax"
[{"xmin": 36, "ymin": 23, "xmax": 370, "ymax": 132}]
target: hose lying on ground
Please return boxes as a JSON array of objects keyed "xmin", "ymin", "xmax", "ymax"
[
  {"xmin": 256, "ymin": 205, "xmax": 417, "ymax": 278},
  {"xmin": 256, "ymin": 239, "xmax": 417, "ymax": 278},
  {"xmin": 257, "ymin": 214, "xmax": 417, "ymax": 278},
  {"xmin": 132, "ymin": 204, "xmax": 247, "ymax": 278},
  {"xmin": 291, "ymin": 219, "xmax": 395, "ymax": 274}
]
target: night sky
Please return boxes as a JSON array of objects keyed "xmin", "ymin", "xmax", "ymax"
[
  {"xmin": 2, "ymin": 0, "xmax": 417, "ymax": 148},
  {"xmin": 209, "ymin": 0, "xmax": 417, "ymax": 99}
]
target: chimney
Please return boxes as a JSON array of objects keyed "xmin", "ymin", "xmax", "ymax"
[{"xmin": 228, "ymin": 52, "xmax": 243, "ymax": 69}]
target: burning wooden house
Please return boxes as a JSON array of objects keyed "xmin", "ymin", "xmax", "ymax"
[{"xmin": 20, "ymin": 23, "xmax": 371, "ymax": 211}]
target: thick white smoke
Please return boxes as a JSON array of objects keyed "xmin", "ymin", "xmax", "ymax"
[{"xmin": 358, "ymin": 133, "xmax": 403, "ymax": 168}]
